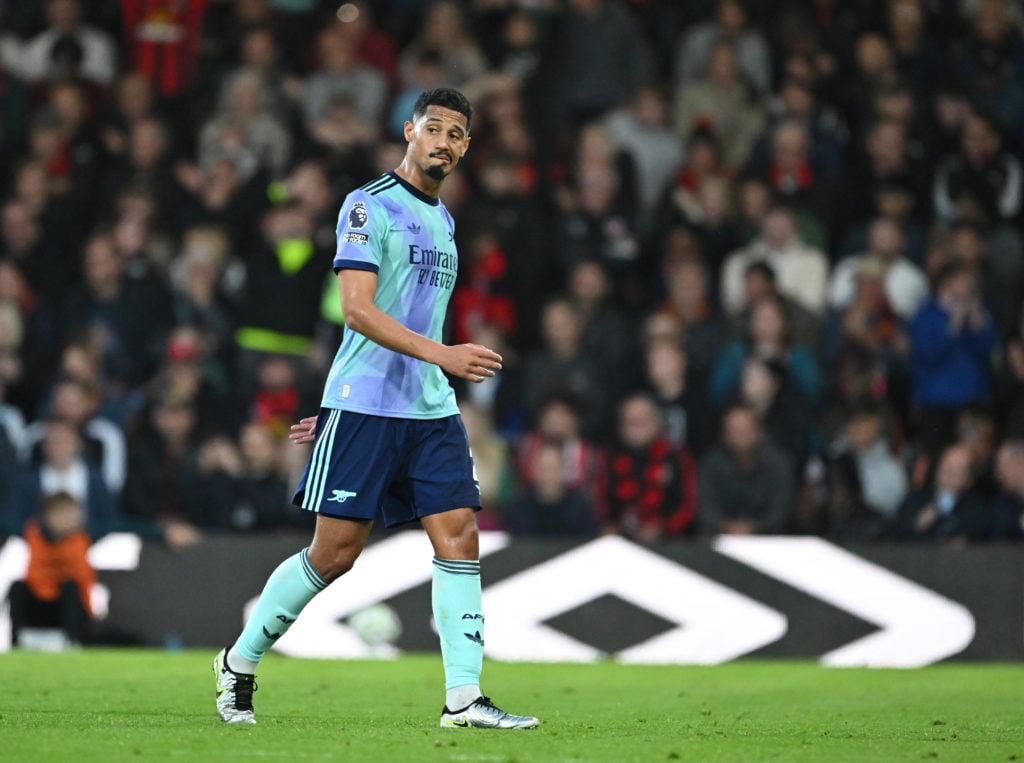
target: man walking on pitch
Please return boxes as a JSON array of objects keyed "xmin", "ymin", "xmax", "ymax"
[{"xmin": 213, "ymin": 88, "xmax": 539, "ymax": 730}]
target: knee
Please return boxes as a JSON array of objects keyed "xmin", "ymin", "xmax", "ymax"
[
  {"xmin": 307, "ymin": 545, "xmax": 360, "ymax": 582},
  {"xmin": 434, "ymin": 517, "xmax": 479, "ymax": 560}
]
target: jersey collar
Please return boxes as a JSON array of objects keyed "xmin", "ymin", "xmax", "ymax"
[{"xmin": 389, "ymin": 171, "xmax": 441, "ymax": 206}]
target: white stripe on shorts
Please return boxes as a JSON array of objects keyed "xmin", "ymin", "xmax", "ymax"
[{"xmin": 303, "ymin": 409, "xmax": 339, "ymax": 510}]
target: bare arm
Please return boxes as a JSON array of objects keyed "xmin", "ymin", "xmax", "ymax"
[{"xmin": 339, "ymin": 269, "xmax": 502, "ymax": 382}]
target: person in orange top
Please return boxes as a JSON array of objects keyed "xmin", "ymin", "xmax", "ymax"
[{"xmin": 8, "ymin": 491, "xmax": 95, "ymax": 647}]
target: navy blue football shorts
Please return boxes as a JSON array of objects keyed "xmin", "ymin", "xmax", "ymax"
[{"xmin": 292, "ymin": 408, "xmax": 482, "ymax": 527}]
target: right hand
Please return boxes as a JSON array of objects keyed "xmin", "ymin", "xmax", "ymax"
[{"xmin": 439, "ymin": 344, "xmax": 503, "ymax": 383}]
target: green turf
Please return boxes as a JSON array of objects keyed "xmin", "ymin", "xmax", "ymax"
[{"xmin": 0, "ymin": 650, "xmax": 1021, "ymax": 762}]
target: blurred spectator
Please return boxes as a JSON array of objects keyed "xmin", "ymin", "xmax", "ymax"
[
  {"xmin": 233, "ymin": 204, "xmax": 328, "ymax": 384},
  {"xmin": 99, "ymin": 72, "xmax": 159, "ymax": 161},
  {"xmin": 887, "ymin": 0, "xmax": 949, "ymax": 101},
  {"xmin": 505, "ymin": 441, "xmax": 598, "ymax": 538},
  {"xmin": 604, "ymin": 84, "xmax": 683, "ymax": 231},
  {"xmin": 910, "ymin": 262, "xmax": 997, "ymax": 459},
  {"xmin": 731, "ymin": 355, "xmax": 814, "ymax": 470},
  {"xmin": 675, "ymin": 0, "xmax": 772, "ymax": 97},
  {"xmin": 14, "ymin": 0, "xmax": 117, "ymax": 87},
  {"xmin": 245, "ymin": 353, "xmax": 314, "ymax": 439},
  {"xmin": 656, "ymin": 247, "xmax": 725, "ymax": 388},
  {"xmin": 398, "ymin": 0, "xmax": 488, "ymax": 90},
  {"xmin": 720, "ymin": 202, "xmax": 829, "ymax": 317},
  {"xmin": 168, "ymin": 225, "xmax": 239, "ymax": 368},
  {"xmin": 119, "ymin": 0, "xmax": 207, "ymax": 98},
  {"xmin": 122, "ymin": 393, "xmax": 203, "ymax": 549},
  {"xmin": 199, "ymin": 69, "xmax": 292, "ymax": 182},
  {"xmin": 675, "ymin": 38, "xmax": 765, "ymax": 170},
  {"xmin": 698, "ymin": 404, "xmax": 793, "ymax": 536},
  {"xmin": 522, "ymin": 298, "xmax": 608, "ymax": 438},
  {"xmin": 933, "ymin": 110, "xmax": 1022, "ymax": 226},
  {"xmin": 554, "ymin": 124, "xmax": 643, "ymax": 299},
  {"xmin": 596, "ymin": 393, "xmax": 697, "ymax": 541},
  {"xmin": 839, "ymin": 119, "xmax": 930, "ymax": 242},
  {"xmin": 192, "ymin": 422, "xmax": 296, "ymax": 532},
  {"xmin": 21, "ymin": 376, "xmax": 126, "ymax": 496},
  {"xmin": 729, "ymin": 259, "xmax": 819, "ymax": 349},
  {"xmin": 304, "ymin": 24, "xmax": 389, "ymax": 132},
  {"xmin": 820, "ymin": 257, "xmax": 912, "ymax": 423},
  {"xmin": 3, "ymin": 418, "xmax": 117, "ymax": 539},
  {"xmin": 459, "ymin": 401, "xmax": 514, "ymax": 529},
  {"xmin": 643, "ymin": 337, "xmax": 710, "ymax": 457},
  {"xmin": 828, "ymin": 216, "xmax": 929, "ymax": 322},
  {"xmin": 451, "ymin": 322, "xmax": 524, "ymax": 439},
  {"xmin": 831, "ymin": 403, "xmax": 908, "ymax": 524},
  {"xmin": 64, "ymin": 232, "xmax": 171, "ymax": 388},
  {"xmin": 547, "ymin": 0, "xmax": 654, "ymax": 129},
  {"xmin": 517, "ymin": 394, "xmax": 600, "ymax": 501},
  {"xmin": 710, "ymin": 294, "xmax": 821, "ymax": 406},
  {"xmin": 566, "ymin": 260, "xmax": 634, "ymax": 402},
  {"xmin": 748, "ymin": 120, "xmax": 835, "ymax": 230},
  {"xmin": 8, "ymin": 491, "xmax": 96, "ymax": 648},
  {"xmin": 333, "ymin": 0, "xmax": 398, "ymax": 86},
  {"xmin": 992, "ymin": 438, "xmax": 1024, "ymax": 539},
  {"xmin": 898, "ymin": 443, "xmax": 990, "ymax": 542},
  {"xmin": 954, "ymin": 0, "xmax": 1024, "ymax": 138},
  {"xmin": 146, "ymin": 325, "xmax": 233, "ymax": 438}
]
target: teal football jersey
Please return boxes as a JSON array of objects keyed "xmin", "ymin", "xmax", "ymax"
[{"xmin": 322, "ymin": 172, "xmax": 460, "ymax": 419}]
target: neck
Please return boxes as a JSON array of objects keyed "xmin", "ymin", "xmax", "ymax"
[{"xmin": 394, "ymin": 159, "xmax": 443, "ymax": 199}]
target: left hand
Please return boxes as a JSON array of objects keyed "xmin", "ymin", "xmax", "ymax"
[{"xmin": 288, "ymin": 415, "xmax": 318, "ymax": 444}]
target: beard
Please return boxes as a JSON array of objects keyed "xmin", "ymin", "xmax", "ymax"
[{"xmin": 425, "ymin": 163, "xmax": 448, "ymax": 181}]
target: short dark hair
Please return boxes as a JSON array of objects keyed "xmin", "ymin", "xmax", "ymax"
[{"xmin": 412, "ymin": 88, "xmax": 473, "ymax": 132}]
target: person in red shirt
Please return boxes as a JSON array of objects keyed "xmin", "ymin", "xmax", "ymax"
[{"xmin": 596, "ymin": 392, "xmax": 698, "ymax": 540}]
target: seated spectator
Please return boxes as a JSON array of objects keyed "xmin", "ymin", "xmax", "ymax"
[
  {"xmin": 829, "ymin": 404, "xmax": 908, "ymax": 525},
  {"xmin": 504, "ymin": 441, "xmax": 597, "ymax": 538},
  {"xmin": 604, "ymin": 84, "xmax": 684, "ymax": 231},
  {"xmin": 3, "ymin": 418, "xmax": 117, "ymax": 539},
  {"xmin": 992, "ymin": 439, "xmax": 1024, "ymax": 539},
  {"xmin": 698, "ymin": 405, "xmax": 793, "ymax": 536},
  {"xmin": 198, "ymin": 69, "xmax": 292, "ymax": 183},
  {"xmin": 122, "ymin": 393, "xmax": 203, "ymax": 550},
  {"xmin": 828, "ymin": 217, "xmax": 930, "ymax": 322},
  {"xmin": 731, "ymin": 356, "xmax": 813, "ymax": 470},
  {"xmin": 145, "ymin": 325, "xmax": 234, "ymax": 438},
  {"xmin": 522, "ymin": 298, "xmax": 608, "ymax": 439},
  {"xmin": 720, "ymin": 202, "xmax": 829, "ymax": 317},
  {"xmin": 910, "ymin": 262, "xmax": 997, "ymax": 460},
  {"xmin": 675, "ymin": 38, "xmax": 765, "ymax": 171},
  {"xmin": 64, "ymin": 231, "xmax": 173, "ymax": 388},
  {"xmin": 898, "ymin": 443, "xmax": 990, "ymax": 542},
  {"xmin": 642, "ymin": 337, "xmax": 710, "ymax": 456},
  {"xmin": 517, "ymin": 394, "xmax": 600, "ymax": 502},
  {"xmin": 820, "ymin": 258, "xmax": 912, "ymax": 428},
  {"xmin": 933, "ymin": 110, "xmax": 1022, "ymax": 226},
  {"xmin": 192, "ymin": 422, "xmax": 301, "ymax": 533},
  {"xmin": 655, "ymin": 247, "xmax": 725, "ymax": 389},
  {"xmin": 8, "ymin": 491, "xmax": 95, "ymax": 648},
  {"xmin": 596, "ymin": 393, "xmax": 697, "ymax": 541},
  {"xmin": 675, "ymin": 0, "xmax": 772, "ymax": 97},
  {"xmin": 728, "ymin": 259, "xmax": 819, "ymax": 350},
  {"xmin": 304, "ymin": 24, "xmax": 388, "ymax": 131},
  {"xmin": 710, "ymin": 294, "xmax": 820, "ymax": 406},
  {"xmin": 13, "ymin": 0, "xmax": 116, "ymax": 87},
  {"xmin": 21, "ymin": 376, "xmax": 126, "ymax": 496}
]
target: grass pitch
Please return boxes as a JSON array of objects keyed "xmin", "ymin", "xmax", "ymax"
[{"xmin": 0, "ymin": 650, "xmax": 1021, "ymax": 762}]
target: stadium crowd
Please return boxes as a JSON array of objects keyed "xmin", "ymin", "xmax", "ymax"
[{"xmin": 1, "ymin": 0, "xmax": 1023, "ymax": 548}]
